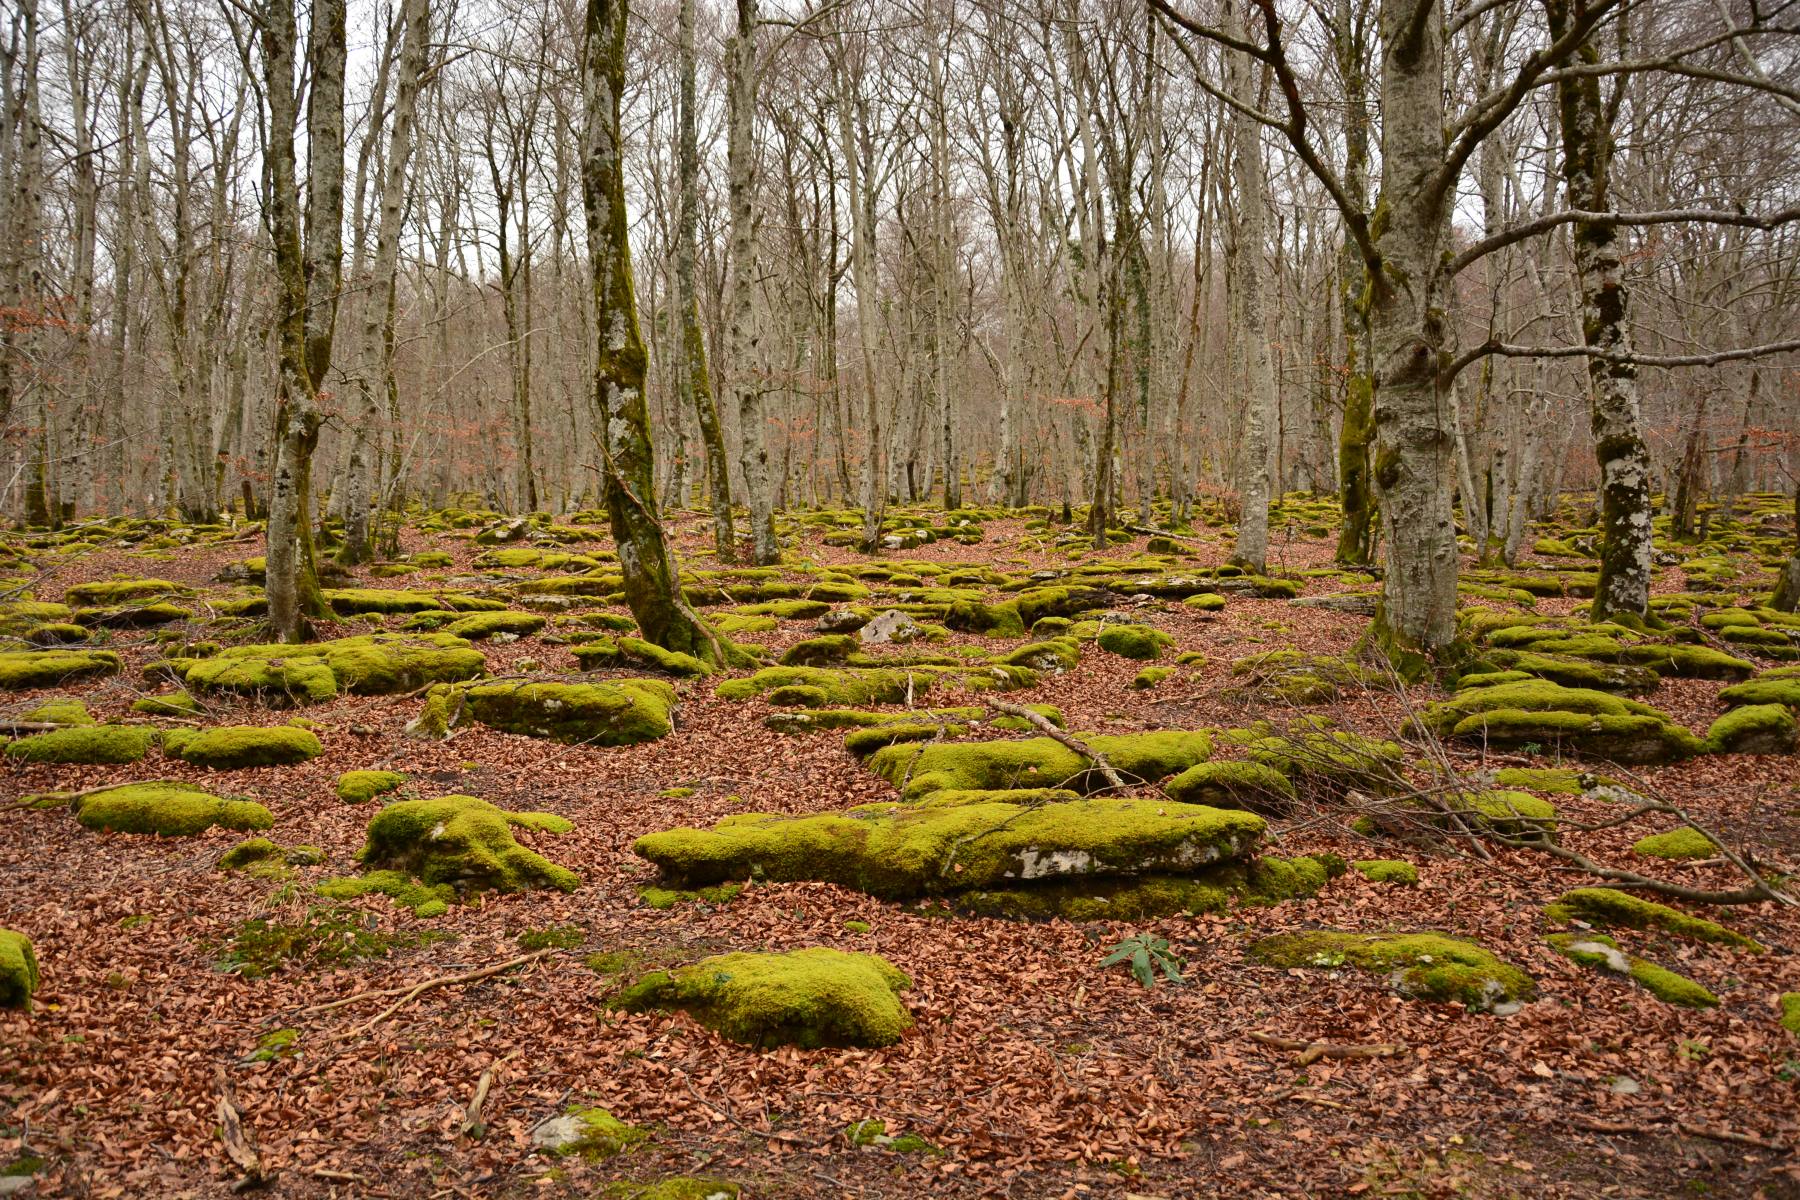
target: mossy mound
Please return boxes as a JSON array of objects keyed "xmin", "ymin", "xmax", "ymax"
[
  {"xmin": 132, "ymin": 689, "xmax": 202, "ymax": 716},
  {"xmin": 617, "ymin": 636, "xmax": 712, "ymax": 678},
  {"xmin": 1163, "ymin": 760, "xmax": 1297, "ymax": 810},
  {"xmin": 1546, "ymin": 932, "xmax": 1718, "ymax": 1008},
  {"xmin": 181, "ymin": 633, "xmax": 487, "ymax": 705},
  {"xmin": 1095, "ymin": 624, "xmax": 1175, "ymax": 660},
  {"xmin": 337, "ymin": 769, "xmax": 406, "ymax": 805},
  {"xmin": 72, "ymin": 781, "xmax": 273, "ymax": 836},
  {"xmin": 434, "ymin": 610, "xmax": 546, "ymax": 640},
  {"xmin": 1474, "ymin": 649, "xmax": 1660, "ymax": 695},
  {"xmin": 1703, "ymin": 703, "xmax": 1796, "ymax": 754},
  {"xmin": 1407, "ymin": 680, "xmax": 1702, "ymax": 764},
  {"xmin": 943, "ymin": 585, "xmax": 1112, "ymax": 638},
  {"xmin": 1718, "ymin": 668, "xmax": 1800, "ymax": 710},
  {"xmin": 347, "ymin": 794, "xmax": 578, "ymax": 901},
  {"xmin": 1544, "ymin": 887, "xmax": 1762, "ymax": 950},
  {"xmin": 1449, "ymin": 790, "xmax": 1559, "ymax": 836},
  {"xmin": 1131, "ymin": 665, "xmax": 1173, "ymax": 689},
  {"xmin": 4, "ymin": 724, "xmax": 156, "ymax": 764},
  {"xmin": 1236, "ymin": 724, "xmax": 1405, "ymax": 796},
  {"xmin": 532, "ymin": 1107, "xmax": 649, "ymax": 1159},
  {"xmin": 1630, "ymin": 827, "xmax": 1718, "ymax": 860},
  {"xmin": 324, "ymin": 587, "xmax": 504, "ymax": 616},
  {"xmin": 866, "ymin": 730, "xmax": 1211, "ymax": 800},
  {"xmin": 1491, "ymin": 766, "xmax": 1587, "ymax": 794},
  {"xmin": 22, "ymin": 697, "xmax": 93, "ymax": 725},
  {"xmin": 780, "ymin": 634, "xmax": 860, "ymax": 666},
  {"xmin": 0, "ymin": 648, "xmax": 122, "ymax": 690},
  {"xmin": 1249, "ymin": 930, "xmax": 1534, "ymax": 1011},
  {"xmin": 64, "ymin": 577, "xmax": 185, "ymax": 605},
  {"xmin": 458, "ymin": 678, "xmax": 674, "ymax": 744},
  {"xmin": 1230, "ymin": 651, "xmax": 1377, "ymax": 704},
  {"xmin": 1352, "ymin": 860, "xmax": 1419, "ymax": 885},
  {"xmin": 73, "ymin": 600, "xmax": 192, "ymax": 628},
  {"xmin": 952, "ymin": 854, "xmax": 1338, "ymax": 921},
  {"xmin": 612, "ymin": 947, "xmax": 912, "ymax": 1049},
  {"xmin": 0, "ymin": 929, "xmax": 39, "ymax": 1010},
  {"xmin": 1781, "ymin": 993, "xmax": 1800, "ymax": 1037},
  {"xmin": 634, "ymin": 796, "xmax": 1265, "ymax": 899},
  {"xmin": 715, "ymin": 666, "xmax": 919, "ymax": 707},
  {"xmin": 217, "ymin": 837, "xmax": 324, "ymax": 872},
  {"xmin": 163, "ymin": 724, "xmax": 321, "ymax": 769}
]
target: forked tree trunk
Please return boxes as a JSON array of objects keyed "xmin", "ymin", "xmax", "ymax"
[{"xmin": 583, "ymin": 0, "xmax": 716, "ymax": 662}]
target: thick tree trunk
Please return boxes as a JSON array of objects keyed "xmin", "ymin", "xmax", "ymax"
[
  {"xmin": 728, "ymin": 0, "xmax": 777, "ymax": 564},
  {"xmin": 583, "ymin": 0, "xmax": 716, "ymax": 662},
  {"xmin": 1331, "ymin": 0, "xmax": 1376, "ymax": 565},
  {"xmin": 1227, "ymin": 6, "xmax": 1273, "ymax": 571},
  {"xmin": 836, "ymin": 34, "xmax": 885, "ymax": 552}
]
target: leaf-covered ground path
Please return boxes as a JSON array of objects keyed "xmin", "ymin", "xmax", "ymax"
[{"xmin": 2, "ymin": 505, "xmax": 1797, "ymax": 1199}]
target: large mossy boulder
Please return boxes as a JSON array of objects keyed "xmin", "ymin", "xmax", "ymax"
[
  {"xmin": 635, "ymin": 796, "xmax": 1265, "ymax": 898},
  {"xmin": 954, "ymin": 853, "xmax": 1340, "ymax": 921},
  {"xmin": 4, "ymin": 724, "xmax": 157, "ymax": 764},
  {"xmin": 1250, "ymin": 930, "xmax": 1534, "ymax": 1011},
  {"xmin": 72, "ymin": 781, "xmax": 273, "ymax": 836},
  {"xmin": 866, "ymin": 730, "xmax": 1211, "ymax": 800},
  {"xmin": 715, "ymin": 666, "xmax": 918, "ymax": 707},
  {"xmin": 1163, "ymin": 760, "xmax": 1297, "ymax": 810},
  {"xmin": 613, "ymin": 947, "xmax": 912, "ymax": 1049},
  {"xmin": 458, "ymin": 677, "xmax": 674, "ymax": 744},
  {"xmin": 1407, "ymin": 680, "xmax": 1702, "ymax": 763},
  {"xmin": 162, "ymin": 724, "xmax": 322, "ymax": 769},
  {"xmin": 179, "ymin": 633, "xmax": 487, "ymax": 705},
  {"xmin": 64, "ymin": 577, "xmax": 186, "ymax": 606},
  {"xmin": 0, "ymin": 930, "xmax": 39, "ymax": 1010},
  {"xmin": 0, "ymin": 648, "xmax": 122, "ymax": 690},
  {"xmin": 1703, "ymin": 703, "xmax": 1796, "ymax": 754},
  {"xmin": 344, "ymin": 794, "xmax": 578, "ymax": 899}
]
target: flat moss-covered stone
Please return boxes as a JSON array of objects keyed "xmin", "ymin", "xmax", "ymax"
[
  {"xmin": 73, "ymin": 600, "xmax": 192, "ymax": 628},
  {"xmin": 21, "ymin": 697, "xmax": 93, "ymax": 725},
  {"xmin": 4, "ymin": 724, "xmax": 156, "ymax": 764},
  {"xmin": 1238, "ymin": 725, "xmax": 1405, "ymax": 796},
  {"xmin": 1452, "ymin": 790, "xmax": 1559, "ymax": 836},
  {"xmin": 325, "ymin": 587, "xmax": 504, "ymax": 615},
  {"xmin": 436, "ymin": 611, "xmax": 546, "ymax": 640},
  {"xmin": 72, "ymin": 781, "xmax": 273, "ymax": 836},
  {"xmin": 64, "ymin": 577, "xmax": 185, "ymax": 605},
  {"xmin": 952, "ymin": 854, "xmax": 1336, "ymax": 921},
  {"xmin": 459, "ymin": 678, "xmax": 674, "ymax": 744},
  {"xmin": 612, "ymin": 947, "xmax": 911, "ymax": 1049},
  {"xmin": 600, "ymin": 1180, "xmax": 738, "ymax": 1200},
  {"xmin": 531, "ymin": 1107, "xmax": 648, "ymax": 1159},
  {"xmin": 1096, "ymin": 624, "xmax": 1174, "ymax": 660},
  {"xmin": 1703, "ymin": 703, "xmax": 1796, "ymax": 754},
  {"xmin": 618, "ymin": 636, "xmax": 712, "ymax": 677},
  {"xmin": 636, "ymin": 796, "xmax": 1263, "ymax": 898},
  {"xmin": 1546, "ymin": 932, "xmax": 1718, "ymax": 1008},
  {"xmin": 1352, "ymin": 860, "xmax": 1419, "ymax": 885},
  {"xmin": 1476, "ymin": 649, "xmax": 1660, "ymax": 695},
  {"xmin": 0, "ymin": 929, "xmax": 39, "ymax": 1010},
  {"xmin": 1630, "ymin": 827, "xmax": 1718, "ymax": 860},
  {"xmin": 182, "ymin": 633, "xmax": 487, "ymax": 705},
  {"xmin": 1544, "ymin": 887, "xmax": 1762, "ymax": 950},
  {"xmin": 132, "ymin": 689, "xmax": 202, "ymax": 716},
  {"xmin": 867, "ymin": 730, "xmax": 1211, "ymax": 799},
  {"xmin": 337, "ymin": 769, "xmax": 406, "ymax": 805},
  {"xmin": 0, "ymin": 648, "xmax": 122, "ymax": 690},
  {"xmin": 1408, "ymin": 680, "xmax": 1702, "ymax": 763},
  {"xmin": 715, "ymin": 666, "xmax": 919, "ymax": 707},
  {"xmin": 1718, "ymin": 669, "xmax": 1800, "ymax": 709},
  {"xmin": 1616, "ymin": 642, "xmax": 1756, "ymax": 680},
  {"xmin": 1250, "ymin": 930, "xmax": 1534, "ymax": 1011},
  {"xmin": 1231, "ymin": 651, "xmax": 1377, "ymax": 704},
  {"xmin": 217, "ymin": 837, "xmax": 323, "ymax": 871},
  {"xmin": 1163, "ymin": 760, "xmax": 1297, "ymax": 810},
  {"xmin": 349, "ymin": 794, "xmax": 578, "ymax": 898},
  {"xmin": 163, "ymin": 724, "xmax": 321, "ymax": 769}
]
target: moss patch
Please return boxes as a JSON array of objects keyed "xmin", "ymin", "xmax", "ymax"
[
  {"xmin": 72, "ymin": 781, "xmax": 272, "ymax": 836},
  {"xmin": 458, "ymin": 678, "xmax": 674, "ymax": 745},
  {"xmin": 1352, "ymin": 860, "xmax": 1419, "ymax": 885},
  {"xmin": 1096, "ymin": 624, "xmax": 1175, "ymax": 660},
  {"xmin": 336, "ymin": 769, "xmax": 406, "ymax": 805},
  {"xmin": 4, "ymin": 724, "xmax": 155, "ymax": 764},
  {"xmin": 0, "ymin": 930, "xmax": 40, "ymax": 1010},
  {"xmin": 1163, "ymin": 760, "xmax": 1297, "ymax": 810},
  {"xmin": 1249, "ymin": 930, "xmax": 1534, "ymax": 1011},
  {"xmin": 1408, "ymin": 680, "xmax": 1702, "ymax": 764},
  {"xmin": 1703, "ymin": 703, "xmax": 1796, "ymax": 754},
  {"xmin": 1544, "ymin": 887, "xmax": 1762, "ymax": 951},
  {"xmin": 868, "ymin": 730, "xmax": 1211, "ymax": 800},
  {"xmin": 163, "ymin": 724, "xmax": 321, "ymax": 769},
  {"xmin": 1546, "ymin": 932, "xmax": 1718, "ymax": 1008},
  {"xmin": 341, "ymin": 795, "xmax": 579, "ymax": 909},
  {"xmin": 612, "ymin": 947, "xmax": 912, "ymax": 1049},
  {"xmin": 0, "ymin": 648, "xmax": 122, "ymax": 690},
  {"xmin": 1630, "ymin": 827, "xmax": 1718, "ymax": 860}
]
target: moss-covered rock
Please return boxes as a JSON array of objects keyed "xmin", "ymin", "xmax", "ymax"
[
  {"xmin": 1249, "ymin": 930, "xmax": 1534, "ymax": 1011},
  {"xmin": 1238, "ymin": 724, "xmax": 1405, "ymax": 796},
  {"xmin": 1163, "ymin": 760, "xmax": 1297, "ymax": 810},
  {"xmin": 1703, "ymin": 703, "xmax": 1796, "ymax": 754},
  {"xmin": 867, "ymin": 730, "xmax": 1211, "ymax": 799},
  {"xmin": 72, "ymin": 781, "xmax": 273, "ymax": 836},
  {"xmin": 715, "ymin": 666, "xmax": 919, "ymax": 707},
  {"xmin": 0, "ymin": 648, "xmax": 122, "ymax": 690},
  {"xmin": 618, "ymin": 636, "xmax": 712, "ymax": 678},
  {"xmin": 1352, "ymin": 859, "xmax": 1419, "ymax": 885},
  {"xmin": 953, "ymin": 854, "xmax": 1337, "ymax": 921},
  {"xmin": 1616, "ymin": 642, "xmax": 1756, "ymax": 680},
  {"xmin": 132, "ymin": 689, "xmax": 202, "ymax": 716},
  {"xmin": 1546, "ymin": 932, "xmax": 1717, "ymax": 1008},
  {"xmin": 1452, "ymin": 789, "xmax": 1559, "ymax": 836},
  {"xmin": 599, "ymin": 1179, "xmax": 738, "ymax": 1200},
  {"xmin": 4, "ymin": 723, "xmax": 155, "ymax": 764},
  {"xmin": 22, "ymin": 697, "xmax": 93, "ymax": 725},
  {"xmin": 531, "ymin": 1106, "xmax": 648, "ymax": 1158},
  {"xmin": 436, "ymin": 610, "xmax": 546, "ymax": 640},
  {"xmin": 612, "ymin": 947, "xmax": 912, "ymax": 1049},
  {"xmin": 325, "ymin": 587, "xmax": 503, "ymax": 615},
  {"xmin": 1630, "ymin": 827, "xmax": 1718, "ymax": 860},
  {"xmin": 337, "ymin": 769, "xmax": 406, "ymax": 805},
  {"xmin": 347, "ymin": 794, "xmax": 578, "ymax": 900},
  {"xmin": 163, "ymin": 724, "xmax": 321, "ymax": 769},
  {"xmin": 1718, "ymin": 670, "xmax": 1800, "ymax": 710},
  {"xmin": 0, "ymin": 929, "xmax": 39, "ymax": 1010},
  {"xmin": 217, "ymin": 837, "xmax": 324, "ymax": 872},
  {"xmin": 1230, "ymin": 651, "xmax": 1377, "ymax": 704},
  {"xmin": 1544, "ymin": 887, "xmax": 1762, "ymax": 950},
  {"xmin": 459, "ymin": 678, "xmax": 674, "ymax": 744},
  {"xmin": 1131, "ymin": 665, "xmax": 1173, "ymax": 689},
  {"xmin": 1095, "ymin": 624, "xmax": 1175, "ymax": 660},
  {"xmin": 181, "ymin": 633, "xmax": 487, "ymax": 705},
  {"xmin": 1781, "ymin": 993, "xmax": 1800, "ymax": 1037},
  {"xmin": 1407, "ymin": 680, "xmax": 1702, "ymax": 763},
  {"xmin": 634, "ymin": 796, "xmax": 1265, "ymax": 898},
  {"xmin": 64, "ymin": 577, "xmax": 185, "ymax": 605}
]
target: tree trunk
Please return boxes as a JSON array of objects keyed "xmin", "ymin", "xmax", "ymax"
[
  {"xmin": 728, "ymin": 0, "xmax": 777, "ymax": 564},
  {"xmin": 583, "ymin": 0, "xmax": 716, "ymax": 661},
  {"xmin": 1227, "ymin": 3, "xmax": 1273, "ymax": 571},
  {"xmin": 1332, "ymin": 0, "xmax": 1376, "ymax": 565}
]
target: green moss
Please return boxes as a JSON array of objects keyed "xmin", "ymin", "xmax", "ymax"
[
  {"xmin": 22, "ymin": 697, "xmax": 93, "ymax": 725},
  {"xmin": 1546, "ymin": 932, "xmax": 1717, "ymax": 1008},
  {"xmin": 780, "ymin": 634, "xmax": 860, "ymax": 667},
  {"xmin": 218, "ymin": 837, "xmax": 283, "ymax": 871},
  {"xmin": 1717, "ymin": 674, "xmax": 1800, "ymax": 708},
  {"xmin": 1096, "ymin": 624, "xmax": 1175, "ymax": 660},
  {"xmin": 4, "ymin": 724, "xmax": 155, "ymax": 764},
  {"xmin": 1409, "ymin": 680, "xmax": 1702, "ymax": 763},
  {"xmin": 1703, "ymin": 703, "xmax": 1797, "ymax": 754},
  {"xmin": 1780, "ymin": 993, "xmax": 1800, "ymax": 1036},
  {"xmin": 1352, "ymin": 860, "xmax": 1419, "ymax": 885},
  {"xmin": 64, "ymin": 577, "xmax": 184, "ymax": 605},
  {"xmin": 324, "ymin": 587, "xmax": 502, "ymax": 615},
  {"xmin": 316, "ymin": 870, "xmax": 455, "ymax": 918},
  {"xmin": 0, "ymin": 930, "xmax": 40, "ymax": 1010},
  {"xmin": 1000, "ymin": 640, "xmax": 1081, "ymax": 672},
  {"xmin": 348, "ymin": 795, "xmax": 578, "ymax": 901},
  {"xmin": 460, "ymin": 678, "xmax": 674, "ymax": 744},
  {"xmin": 163, "ymin": 724, "xmax": 321, "ymax": 769},
  {"xmin": 539, "ymin": 1107, "xmax": 649, "ymax": 1158},
  {"xmin": 637, "ymin": 882, "xmax": 742, "ymax": 909},
  {"xmin": 612, "ymin": 947, "xmax": 912, "ymax": 1049},
  {"xmin": 1630, "ymin": 827, "xmax": 1718, "ymax": 860},
  {"xmin": 0, "ymin": 648, "xmax": 122, "ymax": 689},
  {"xmin": 1455, "ymin": 790, "xmax": 1558, "ymax": 835},
  {"xmin": 635, "ymin": 796, "xmax": 1263, "ymax": 898},
  {"xmin": 435, "ymin": 611, "xmax": 546, "ymax": 640},
  {"xmin": 337, "ymin": 769, "xmax": 406, "ymax": 805},
  {"xmin": 73, "ymin": 600, "xmax": 192, "ymax": 628},
  {"xmin": 599, "ymin": 1179, "xmax": 739, "ymax": 1200},
  {"xmin": 517, "ymin": 924, "xmax": 586, "ymax": 951},
  {"xmin": 953, "ymin": 855, "xmax": 1335, "ymax": 921},
  {"xmin": 843, "ymin": 721, "xmax": 965, "ymax": 756},
  {"xmin": 1241, "ymin": 726, "xmax": 1404, "ymax": 795},
  {"xmin": 132, "ymin": 689, "xmax": 202, "ymax": 716},
  {"xmin": 867, "ymin": 730, "xmax": 1211, "ymax": 799},
  {"xmin": 715, "ymin": 666, "xmax": 919, "ymax": 706},
  {"xmin": 1616, "ymin": 642, "xmax": 1756, "ymax": 680},
  {"xmin": 1163, "ymin": 760, "xmax": 1297, "ymax": 809},
  {"xmin": 843, "ymin": 920, "xmax": 871, "ymax": 934},
  {"xmin": 1183, "ymin": 593, "xmax": 1227, "ymax": 612},
  {"xmin": 617, "ymin": 636, "xmax": 713, "ymax": 678},
  {"xmin": 1492, "ymin": 767, "xmax": 1586, "ymax": 794},
  {"xmin": 73, "ymin": 781, "xmax": 273, "ymax": 836},
  {"xmin": 1544, "ymin": 887, "xmax": 1762, "ymax": 951},
  {"xmin": 1131, "ymin": 666, "xmax": 1173, "ymax": 689},
  {"xmin": 1249, "ymin": 930, "xmax": 1534, "ymax": 1011}
]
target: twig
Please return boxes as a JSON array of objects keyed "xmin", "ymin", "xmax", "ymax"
[
  {"xmin": 298, "ymin": 949, "xmax": 552, "ymax": 1023},
  {"xmin": 986, "ymin": 698, "xmax": 1130, "ymax": 791},
  {"xmin": 461, "ymin": 1051, "xmax": 520, "ymax": 1139},
  {"xmin": 215, "ymin": 1066, "xmax": 267, "ymax": 1188}
]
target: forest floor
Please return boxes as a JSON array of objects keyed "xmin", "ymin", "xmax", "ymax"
[{"xmin": 1, "ymin": 500, "xmax": 1797, "ymax": 1200}]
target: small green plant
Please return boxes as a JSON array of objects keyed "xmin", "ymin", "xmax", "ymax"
[
  {"xmin": 1101, "ymin": 935, "xmax": 1184, "ymax": 988},
  {"xmin": 1677, "ymin": 1038, "xmax": 1711, "ymax": 1062},
  {"xmin": 517, "ymin": 924, "xmax": 584, "ymax": 951},
  {"xmin": 214, "ymin": 906, "xmax": 453, "ymax": 978}
]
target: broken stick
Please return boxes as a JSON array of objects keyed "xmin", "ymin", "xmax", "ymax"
[{"xmin": 986, "ymin": 698, "xmax": 1129, "ymax": 791}]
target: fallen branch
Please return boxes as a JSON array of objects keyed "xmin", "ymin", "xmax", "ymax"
[
  {"xmin": 461, "ymin": 1050, "xmax": 520, "ymax": 1139},
  {"xmin": 215, "ymin": 1066, "xmax": 268, "ymax": 1188},
  {"xmin": 986, "ymin": 698, "xmax": 1129, "ymax": 792},
  {"xmin": 298, "ymin": 948, "xmax": 553, "ymax": 1026}
]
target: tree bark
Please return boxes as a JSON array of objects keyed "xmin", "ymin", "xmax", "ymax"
[{"xmin": 1227, "ymin": 1, "xmax": 1273, "ymax": 571}]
